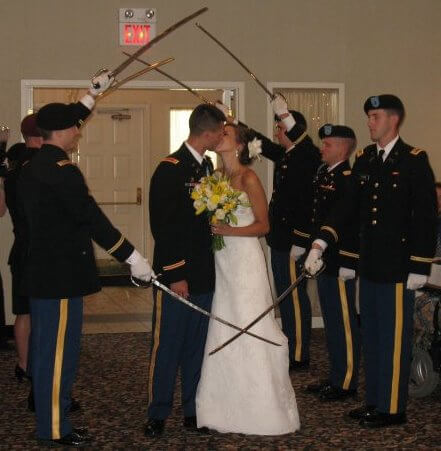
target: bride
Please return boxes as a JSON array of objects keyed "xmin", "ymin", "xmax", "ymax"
[{"xmin": 196, "ymin": 123, "xmax": 300, "ymax": 435}]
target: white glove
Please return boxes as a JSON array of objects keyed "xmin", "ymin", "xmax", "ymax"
[
  {"xmin": 89, "ymin": 69, "xmax": 114, "ymax": 96},
  {"xmin": 304, "ymin": 248, "xmax": 324, "ymax": 276},
  {"xmin": 271, "ymin": 94, "xmax": 289, "ymax": 117},
  {"xmin": 290, "ymin": 245, "xmax": 306, "ymax": 261},
  {"xmin": 126, "ymin": 249, "xmax": 153, "ymax": 282},
  {"xmin": 339, "ymin": 267, "xmax": 356, "ymax": 281},
  {"xmin": 406, "ymin": 273, "xmax": 428, "ymax": 290}
]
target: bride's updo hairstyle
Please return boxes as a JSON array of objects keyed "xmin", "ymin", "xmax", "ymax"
[{"xmin": 227, "ymin": 123, "xmax": 257, "ymax": 166}]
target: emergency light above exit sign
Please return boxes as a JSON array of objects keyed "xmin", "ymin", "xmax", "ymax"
[{"xmin": 119, "ymin": 8, "xmax": 157, "ymax": 46}]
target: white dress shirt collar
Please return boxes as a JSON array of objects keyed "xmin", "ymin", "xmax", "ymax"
[
  {"xmin": 377, "ymin": 135, "xmax": 400, "ymax": 160},
  {"xmin": 185, "ymin": 141, "xmax": 204, "ymax": 165}
]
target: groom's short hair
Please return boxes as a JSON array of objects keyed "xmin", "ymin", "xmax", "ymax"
[{"xmin": 189, "ymin": 104, "xmax": 226, "ymax": 136}]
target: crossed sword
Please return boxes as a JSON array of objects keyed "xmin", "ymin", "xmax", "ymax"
[{"xmin": 131, "ymin": 265, "xmax": 324, "ymax": 355}]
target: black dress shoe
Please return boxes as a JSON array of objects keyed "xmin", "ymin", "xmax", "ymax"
[
  {"xmin": 38, "ymin": 431, "xmax": 92, "ymax": 448},
  {"xmin": 347, "ymin": 405, "xmax": 376, "ymax": 420},
  {"xmin": 289, "ymin": 360, "xmax": 310, "ymax": 372},
  {"xmin": 360, "ymin": 411, "xmax": 407, "ymax": 428},
  {"xmin": 15, "ymin": 364, "xmax": 31, "ymax": 383},
  {"xmin": 318, "ymin": 385, "xmax": 357, "ymax": 402},
  {"xmin": 144, "ymin": 418, "xmax": 165, "ymax": 437},
  {"xmin": 305, "ymin": 380, "xmax": 330, "ymax": 394},
  {"xmin": 183, "ymin": 416, "xmax": 210, "ymax": 434},
  {"xmin": 28, "ymin": 390, "xmax": 81, "ymax": 413}
]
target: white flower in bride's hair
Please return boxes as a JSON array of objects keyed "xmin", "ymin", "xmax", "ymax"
[
  {"xmin": 215, "ymin": 208, "xmax": 226, "ymax": 220},
  {"xmin": 248, "ymin": 137, "xmax": 262, "ymax": 160}
]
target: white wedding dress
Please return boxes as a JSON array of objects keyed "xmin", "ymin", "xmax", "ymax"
[{"xmin": 196, "ymin": 196, "xmax": 300, "ymax": 435}]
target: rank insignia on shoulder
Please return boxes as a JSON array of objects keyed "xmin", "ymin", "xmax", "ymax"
[
  {"xmin": 355, "ymin": 149, "xmax": 364, "ymax": 158},
  {"xmin": 162, "ymin": 157, "xmax": 179, "ymax": 165},
  {"xmin": 56, "ymin": 159, "xmax": 75, "ymax": 167},
  {"xmin": 410, "ymin": 148, "xmax": 424, "ymax": 156},
  {"xmin": 342, "ymin": 170, "xmax": 351, "ymax": 176}
]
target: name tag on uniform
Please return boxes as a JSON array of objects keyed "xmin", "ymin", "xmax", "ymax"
[{"xmin": 359, "ymin": 174, "xmax": 370, "ymax": 182}]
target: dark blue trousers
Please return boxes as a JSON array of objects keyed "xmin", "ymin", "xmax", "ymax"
[
  {"xmin": 271, "ymin": 248, "xmax": 311, "ymax": 363},
  {"xmin": 29, "ymin": 297, "xmax": 83, "ymax": 440},
  {"xmin": 317, "ymin": 274, "xmax": 360, "ymax": 390},
  {"xmin": 359, "ymin": 278, "xmax": 414, "ymax": 414},
  {"xmin": 147, "ymin": 289, "xmax": 213, "ymax": 420}
]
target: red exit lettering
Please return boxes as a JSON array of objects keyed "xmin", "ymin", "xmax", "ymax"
[{"xmin": 124, "ymin": 24, "xmax": 150, "ymax": 45}]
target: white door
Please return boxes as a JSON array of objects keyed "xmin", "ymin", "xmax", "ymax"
[{"xmin": 76, "ymin": 106, "xmax": 146, "ymax": 260}]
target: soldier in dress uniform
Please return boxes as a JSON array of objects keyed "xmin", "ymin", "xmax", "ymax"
[
  {"xmin": 18, "ymin": 71, "xmax": 153, "ymax": 447},
  {"xmin": 269, "ymin": 97, "xmax": 321, "ymax": 370},
  {"xmin": 304, "ymin": 124, "xmax": 360, "ymax": 401},
  {"xmin": 305, "ymin": 95, "xmax": 437, "ymax": 427},
  {"xmin": 145, "ymin": 104, "xmax": 225, "ymax": 437}
]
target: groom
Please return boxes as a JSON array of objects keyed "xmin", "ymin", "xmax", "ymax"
[{"xmin": 146, "ymin": 103, "xmax": 226, "ymax": 437}]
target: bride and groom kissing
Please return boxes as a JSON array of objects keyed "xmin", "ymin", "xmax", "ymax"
[{"xmin": 146, "ymin": 103, "xmax": 299, "ymax": 437}]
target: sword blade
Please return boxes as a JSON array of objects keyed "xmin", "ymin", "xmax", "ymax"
[
  {"xmin": 110, "ymin": 7, "xmax": 208, "ymax": 78},
  {"xmin": 100, "ymin": 57, "xmax": 174, "ymax": 99},
  {"xmin": 196, "ymin": 22, "xmax": 274, "ymax": 100},
  {"xmin": 151, "ymin": 278, "xmax": 281, "ymax": 348},
  {"xmin": 121, "ymin": 51, "xmax": 211, "ymax": 104},
  {"xmin": 208, "ymin": 271, "xmax": 308, "ymax": 356}
]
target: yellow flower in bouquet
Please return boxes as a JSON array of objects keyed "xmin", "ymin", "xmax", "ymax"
[{"xmin": 191, "ymin": 171, "xmax": 250, "ymax": 250}]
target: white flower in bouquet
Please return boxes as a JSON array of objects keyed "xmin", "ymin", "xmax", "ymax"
[
  {"xmin": 207, "ymin": 199, "xmax": 218, "ymax": 211},
  {"xmin": 238, "ymin": 192, "xmax": 248, "ymax": 203},
  {"xmin": 193, "ymin": 199, "xmax": 204, "ymax": 210},
  {"xmin": 248, "ymin": 137, "xmax": 262, "ymax": 161},
  {"xmin": 215, "ymin": 209, "xmax": 226, "ymax": 221}
]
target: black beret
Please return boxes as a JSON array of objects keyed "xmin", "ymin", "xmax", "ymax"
[
  {"xmin": 363, "ymin": 94, "xmax": 404, "ymax": 114},
  {"xmin": 36, "ymin": 103, "xmax": 80, "ymax": 131},
  {"xmin": 319, "ymin": 124, "xmax": 356, "ymax": 140},
  {"xmin": 274, "ymin": 110, "xmax": 307, "ymax": 130}
]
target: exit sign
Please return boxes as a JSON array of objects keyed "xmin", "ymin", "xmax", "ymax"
[
  {"xmin": 122, "ymin": 23, "xmax": 151, "ymax": 45},
  {"xmin": 119, "ymin": 8, "xmax": 157, "ymax": 46}
]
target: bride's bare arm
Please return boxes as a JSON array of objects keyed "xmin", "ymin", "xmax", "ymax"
[{"xmin": 212, "ymin": 170, "xmax": 270, "ymax": 237}]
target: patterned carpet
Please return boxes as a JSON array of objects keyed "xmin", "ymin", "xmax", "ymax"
[{"xmin": 1, "ymin": 330, "xmax": 441, "ymax": 449}]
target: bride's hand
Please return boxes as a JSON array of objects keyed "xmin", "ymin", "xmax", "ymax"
[{"xmin": 211, "ymin": 223, "xmax": 233, "ymax": 236}]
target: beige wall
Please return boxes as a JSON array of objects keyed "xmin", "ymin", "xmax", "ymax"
[{"xmin": 1, "ymin": 0, "xmax": 440, "ymax": 324}]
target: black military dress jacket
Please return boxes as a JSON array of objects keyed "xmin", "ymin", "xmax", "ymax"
[
  {"xmin": 18, "ymin": 144, "xmax": 134, "ymax": 298},
  {"xmin": 318, "ymin": 138, "xmax": 437, "ymax": 282},
  {"xmin": 5, "ymin": 144, "xmax": 38, "ymax": 273},
  {"xmin": 149, "ymin": 144, "xmax": 215, "ymax": 294},
  {"xmin": 310, "ymin": 161, "xmax": 359, "ymax": 276},
  {"xmin": 251, "ymin": 123, "xmax": 321, "ymax": 251}
]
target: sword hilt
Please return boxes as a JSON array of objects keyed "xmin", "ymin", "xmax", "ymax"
[{"xmin": 91, "ymin": 68, "xmax": 111, "ymax": 89}]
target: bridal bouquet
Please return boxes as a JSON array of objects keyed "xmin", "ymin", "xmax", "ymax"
[{"xmin": 191, "ymin": 171, "xmax": 249, "ymax": 251}]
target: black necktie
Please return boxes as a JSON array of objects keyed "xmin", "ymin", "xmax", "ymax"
[
  {"xmin": 378, "ymin": 149, "xmax": 385, "ymax": 163},
  {"xmin": 201, "ymin": 158, "xmax": 209, "ymax": 175}
]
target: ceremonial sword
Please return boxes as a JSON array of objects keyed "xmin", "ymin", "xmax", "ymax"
[
  {"xmin": 130, "ymin": 276, "xmax": 281, "ymax": 348},
  {"xmin": 99, "ymin": 57, "xmax": 174, "ymax": 99},
  {"xmin": 121, "ymin": 52, "xmax": 212, "ymax": 104},
  {"xmin": 92, "ymin": 7, "xmax": 208, "ymax": 88},
  {"xmin": 208, "ymin": 265, "xmax": 326, "ymax": 356},
  {"xmin": 195, "ymin": 22, "xmax": 275, "ymax": 100}
]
